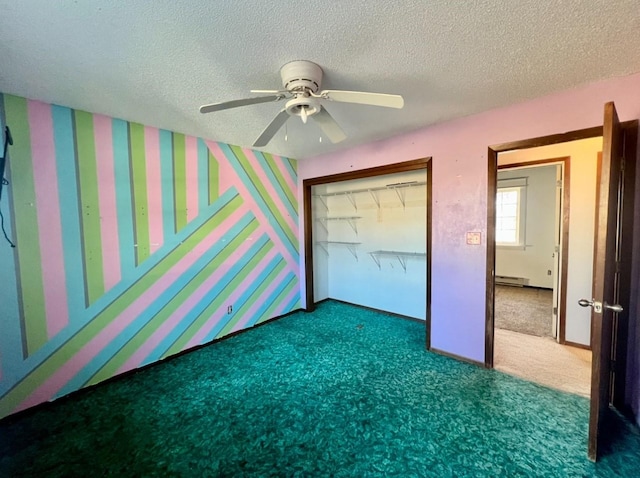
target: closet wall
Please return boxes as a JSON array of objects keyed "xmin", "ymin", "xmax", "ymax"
[{"xmin": 312, "ymin": 170, "xmax": 428, "ymax": 319}]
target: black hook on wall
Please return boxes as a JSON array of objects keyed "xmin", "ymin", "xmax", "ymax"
[
  {"xmin": 1, "ymin": 126, "xmax": 13, "ymax": 161},
  {"xmin": 0, "ymin": 125, "xmax": 16, "ymax": 247}
]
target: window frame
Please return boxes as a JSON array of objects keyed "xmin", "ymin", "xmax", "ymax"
[{"xmin": 495, "ymin": 185, "xmax": 526, "ymax": 248}]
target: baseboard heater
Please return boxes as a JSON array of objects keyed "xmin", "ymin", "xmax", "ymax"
[{"xmin": 495, "ymin": 275, "xmax": 528, "ymax": 287}]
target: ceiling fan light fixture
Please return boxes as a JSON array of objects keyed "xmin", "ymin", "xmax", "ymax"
[{"xmin": 285, "ymin": 96, "xmax": 320, "ymax": 123}]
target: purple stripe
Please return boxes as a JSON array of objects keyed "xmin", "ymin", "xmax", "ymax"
[
  {"xmin": 230, "ymin": 266, "xmax": 290, "ymax": 333},
  {"xmin": 17, "ymin": 204, "xmax": 250, "ymax": 410},
  {"xmin": 116, "ymin": 228, "xmax": 264, "ymax": 372},
  {"xmin": 206, "ymin": 141, "xmax": 299, "ymax": 277},
  {"xmin": 28, "ymin": 100, "xmax": 69, "ymax": 338},
  {"xmin": 94, "ymin": 114, "xmax": 121, "ymax": 291},
  {"xmin": 185, "ymin": 135, "xmax": 199, "ymax": 223},
  {"xmin": 144, "ymin": 127, "xmax": 163, "ymax": 254},
  {"xmin": 185, "ymin": 243, "xmax": 279, "ymax": 348},
  {"xmin": 244, "ymin": 148, "xmax": 297, "ymax": 233}
]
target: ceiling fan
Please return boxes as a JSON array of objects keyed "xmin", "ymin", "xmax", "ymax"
[{"xmin": 199, "ymin": 60, "xmax": 404, "ymax": 148}]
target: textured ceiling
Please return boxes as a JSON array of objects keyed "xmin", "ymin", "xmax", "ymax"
[{"xmin": 1, "ymin": 1, "xmax": 640, "ymax": 159}]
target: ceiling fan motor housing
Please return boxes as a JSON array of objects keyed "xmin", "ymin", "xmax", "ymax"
[{"xmin": 280, "ymin": 60, "xmax": 323, "ymax": 93}]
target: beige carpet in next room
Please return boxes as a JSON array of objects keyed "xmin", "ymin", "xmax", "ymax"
[{"xmin": 494, "ymin": 328, "xmax": 592, "ymax": 397}]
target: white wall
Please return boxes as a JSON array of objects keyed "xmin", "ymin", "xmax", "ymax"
[
  {"xmin": 499, "ymin": 137, "xmax": 601, "ymax": 346},
  {"xmin": 496, "ymin": 165, "xmax": 557, "ymax": 288},
  {"xmin": 312, "ymin": 170, "xmax": 427, "ymax": 319}
]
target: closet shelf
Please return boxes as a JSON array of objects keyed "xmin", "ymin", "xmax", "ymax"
[
  {"xmin": 316, "ymin": 216, "xmax": 362, "ymax": 234},
  {"xmin": 316, "ymin": 241, "xmax": 361, "ymax": 261},
  {"xmin": 369, "ymin": 250, "xmax": 426, "ymax": 272},
  {"xmin": 314, "ymin": 180, "xmax": 426, "ymax": 211}
]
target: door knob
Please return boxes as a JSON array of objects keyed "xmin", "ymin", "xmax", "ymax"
[
  {"xmin": 578, "ymin": 299, "xmax": 622, "ymax": 314},
  {"xmin": 604, "ymin": 303, "xmax": 623, "ymax": 313}
]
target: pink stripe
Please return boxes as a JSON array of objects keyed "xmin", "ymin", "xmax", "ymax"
[
  {"xmin": 270, "ymin": 154, "xmax": 297, "ymax": 194},
  {"xmin": 185, "ymin": 247, "xmax": 280, "ymax": 348},
  {"xmin": 273, "ymin": 287, "xmax": 300, "ymax": 316},
  {"xmin": 28, "ymin": 101, "xmax": 69, "ymax": 338},
  {"xmin": 230, "ymin": 267, "xmax": 291, "ymax": 333},
  {"xmin": 117, "ymin": 228, "xmax": 268, "ymax": 372},
  {"xmin": 144, "ymin": 127, "xmax": 163, "ymax": 254},
  {"xmin": 211, "ymin": 141, "xmax": 235, "ymax": 194},
  {"xmin": 206, "ymin": 141, "xmax": 299, "ymax": 277},
  {"xmin": 17, "ymin": 204, "xmax": 250, "ymax": 410},
  {"xmin": 185, "ymin": 135, "xmax": 199, "ymax": 223},
  {"xmin": 94, "ymin": 114, "xmax": 121, "ymax": 291},
  {"xmin": 244, "ymin": 148, "xmax": 297, "ymax": 233}
]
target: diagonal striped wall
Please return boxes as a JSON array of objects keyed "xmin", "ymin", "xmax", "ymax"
[{"xmin": 0, "ymin": 94, "xmax": 300, "ymax": 418}]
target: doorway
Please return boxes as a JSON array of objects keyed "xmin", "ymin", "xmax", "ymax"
[
  {"xmin": 492, "ymin": 144, "xmax": 596, "ymax": 397},
  {"xmin": 485, "ymin": 108, "xmax": 638, "ymax": 460},
  {"xmin": 303, "ymin": 158, "xmax": 432, "ymax": 343}
]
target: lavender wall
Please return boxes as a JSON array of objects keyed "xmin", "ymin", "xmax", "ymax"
[{"xmin": 298, "ymin": 71, "xmax": 640, "ymax": 414}]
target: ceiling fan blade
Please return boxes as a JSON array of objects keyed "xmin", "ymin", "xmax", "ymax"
[
  {"xmin": 250, "ymin": 89, "xmax": 287, "ymax": 95},
  {"xmin": 312, "ymin": 107, "xmax": 347, "ymax": 144},
  {"xmin": 200, "ymin": 94, "xmax": 284, "ymax": 114},
  {"xmin": 319, "ymin": 90, "xmax": 404, "ymax": 109},
  {"xmin": 253, "ymin": 109, "xmax": 290, "ymax": 147}
]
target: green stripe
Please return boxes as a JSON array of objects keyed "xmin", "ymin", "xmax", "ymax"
[
  {"xmin": 129, "ymin": 123, "xmax": 150, "ymax": 265},
  {"xmin": 255, "ymin": 276, "xmax": 297, "ymax": 325},
  {"xmin": 4, "ymin": 95, "xmax": 47, "ymax": 355},
  {"xmin": 162, "ymin": 240, "xmax": 274, "ymax": 357},
  {"xmin": 208, "ymin": 150, "xmax": 219, "ymax": 205},
  {"xmin": 75, "ymin": 110, "xmax": 105, "ymax": 304},
  {"xmin": 216, "ymin": 258, "xmax": 286, "ymax": 337},
  {"xmin": 0, "ymin": 194, "xmax": 243, "ymax": 417},
  {"xmin": 87, "ymin": 217, "xmax": 259, "ymax": 386},
  {"xmin": 173, "ymin": 133, "xmax": 187, "ymax": 232},
  {"xmin": 264, "ymin": 153, "xmax": 297, "ymax": 214},
  {"xmin": 231, "ymin": 146, "xmax": 298, "ymax": 250}
]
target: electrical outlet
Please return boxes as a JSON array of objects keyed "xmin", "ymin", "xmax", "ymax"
[{"xmin": 227, "ymin": 305, "xmax": 233, "ymax": 314}]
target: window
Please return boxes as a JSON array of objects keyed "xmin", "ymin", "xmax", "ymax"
[{"xmin": 496, "ymin": 184, "xmax": 526, "ymax": 246}]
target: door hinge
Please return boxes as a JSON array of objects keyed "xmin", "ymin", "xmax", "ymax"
[
  {"xmin": 621, "ymin": 157, "xmax": 626, "ymax": 172},
  {"xmin": 556, "ymin": 179, "xmax": 562, "ymax": 188},
  {"xmin": 553, "ymin": 307, "xmax": 558, "ymax": 316}
]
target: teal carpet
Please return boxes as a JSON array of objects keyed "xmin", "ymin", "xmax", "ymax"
[{"xmin": 1, "ymin": 300, "xmax": 639, "ymax": 477}]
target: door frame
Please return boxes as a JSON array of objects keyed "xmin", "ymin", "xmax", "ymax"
[
  {"xmin": 496, "ymin": 157, "xmax": 570, "ymax": 344},
  {"xmin": 302, "ymin": 157, "xmax": 432, "ymax": 345},
  {"xmin": 485, "ymin": 122, "xmax": 637, "ymax": 408}
]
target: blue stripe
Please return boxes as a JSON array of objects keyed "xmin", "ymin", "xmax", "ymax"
[
  {"xmin": 52, "ymin": 105, "xmax": 85, "ymax": 323},
  {"xmin": 159, "ymin": 130, "xmax": 174, "ymax": 242},
  {"xmin": 0, "ymin": 93, "xmax": 24, "ymax": 376},
  {"xmin": 197, "ymin": 138, "xmax": 209, "ymax": 212},
  {"xmin": 207, "ymin": 253, "xmax": 285, "ymax": 340},
  {"xmin": 59, "ymin": 212, "xmax": 259, "ymax": 395},
  {"xmin": 281, "ymin": 280, "xmax": 301, "ymax": 314},
  {"xmin": 219, "ymin": 143, "xmax": 299, "ymax": 260},
  {"xmin": 246, "ymin": 271, "xmax": 296, "ymax": 328},
  {"xmin": 282, "ymin": 156, "xmax": 297, "ymax": 185},
  {"xmin": 255, "ymin": 151, "xmax": 298, "ymax": 222},
  {"xmin": 146, "ymin": 234, "xmax": 271, "ymax": 363},
  {"xmin": 224, "ymin": 256, "xmax": 287, "ymax": 331},
  {"xmin": 112, "ymin": 119, "xmax": 135, "ymax": 282},
  {"xmin": 0, "ymin": 188, "xmax": 242, "ymax": 395}
]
